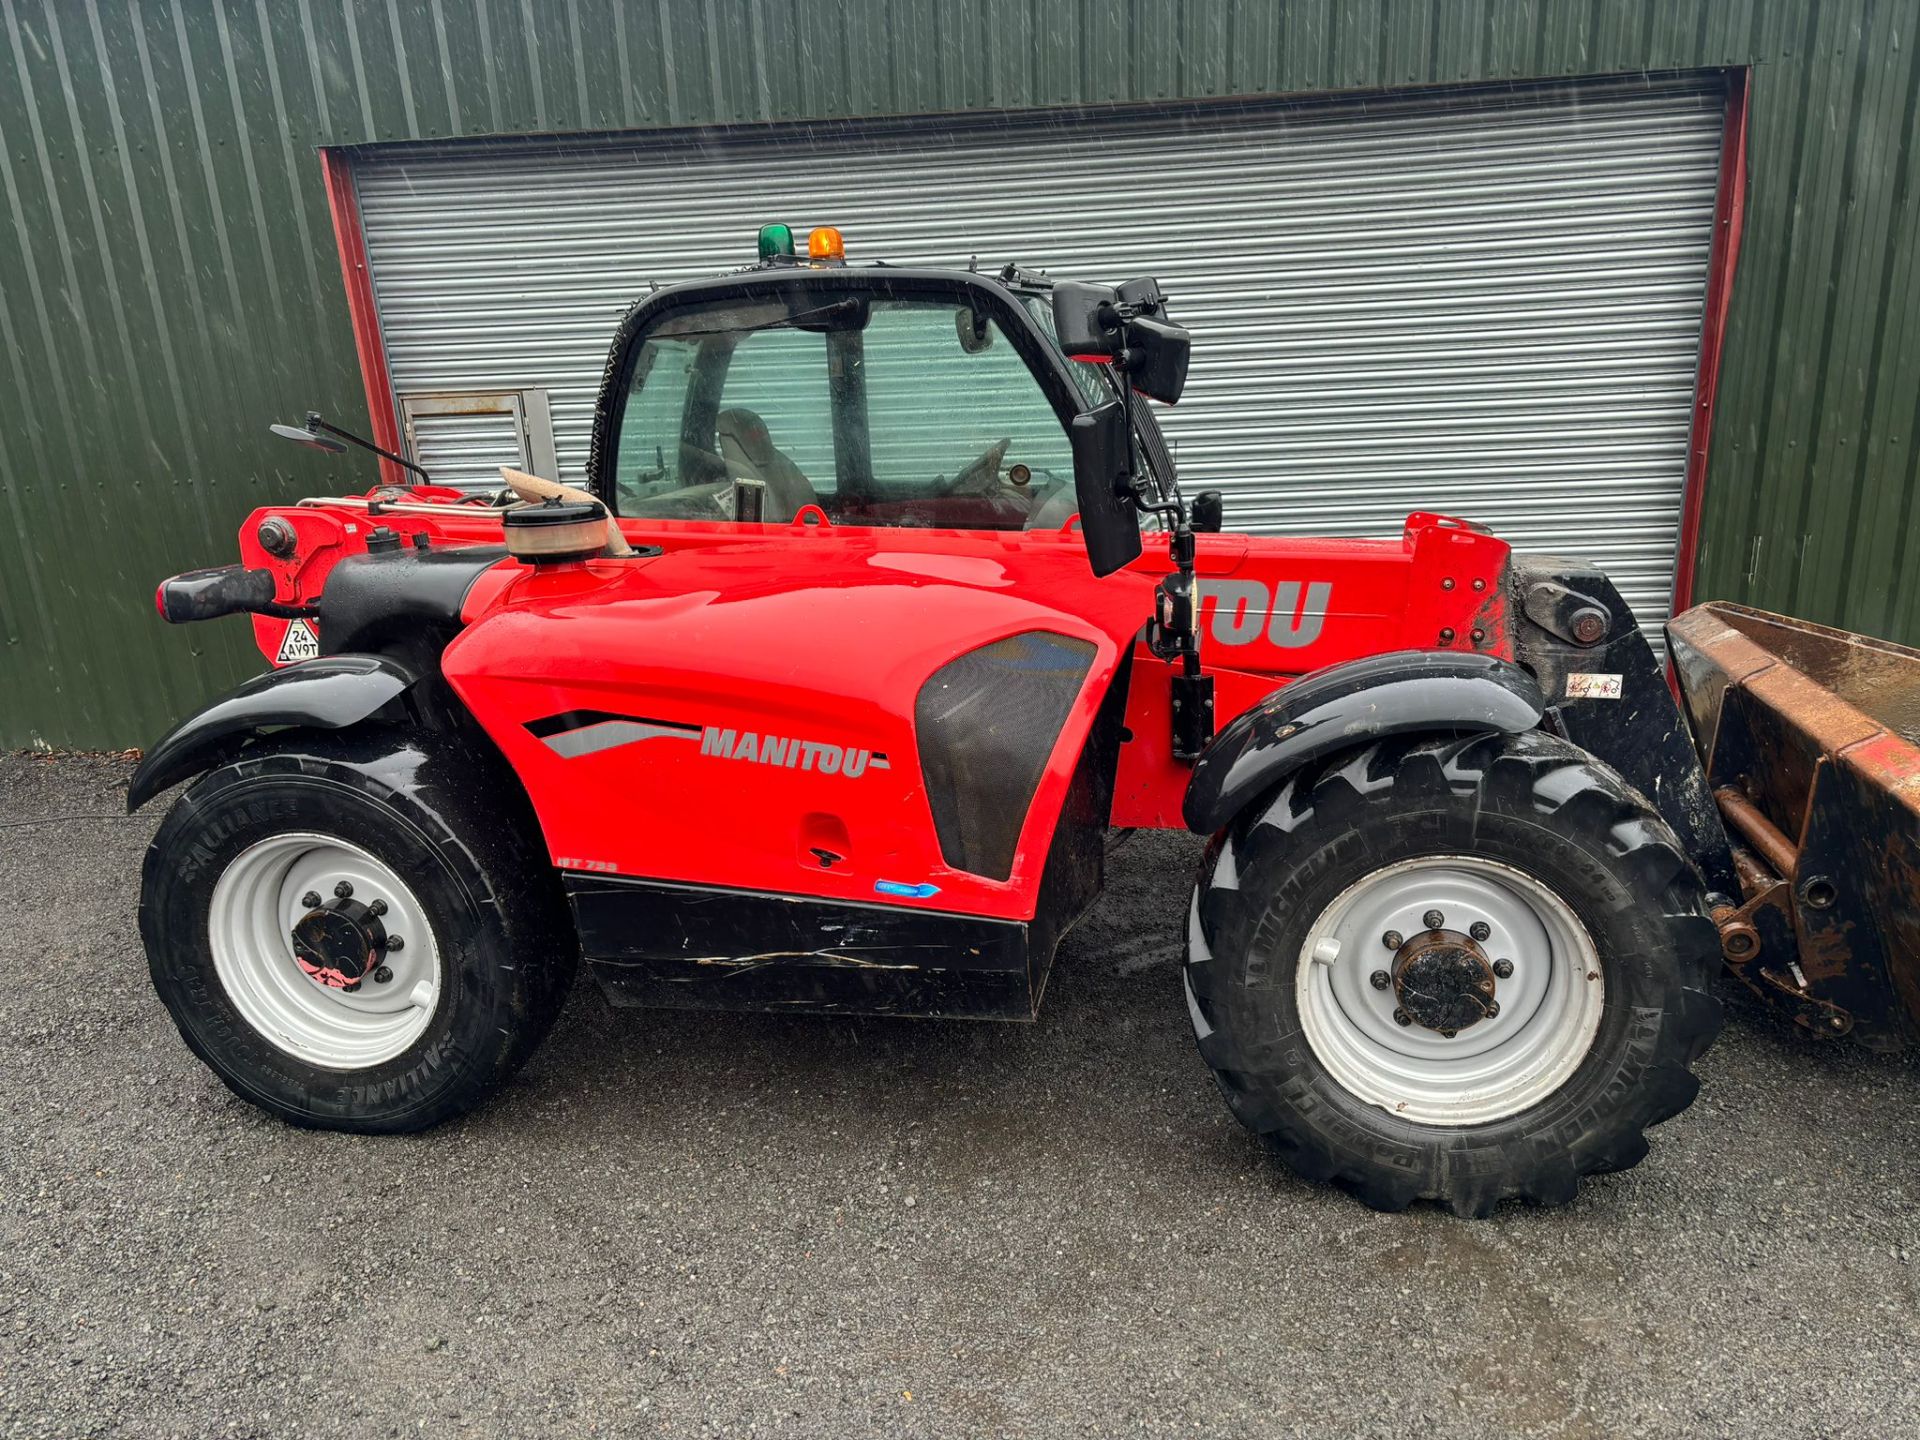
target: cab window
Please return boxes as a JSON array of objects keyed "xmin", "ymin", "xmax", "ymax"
[{"xmin": 607, "ymin": 294, "xmax": 1078, "ymax": 530}]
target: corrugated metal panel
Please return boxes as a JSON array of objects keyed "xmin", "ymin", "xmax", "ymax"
[
  {"xmin": 406, "ymin": 411, "xmax": 524, "ymax": 488},
  {"xmin": 356, "ymin": 81, "xmax": 1723, "ymax": 635},
  {"xmin": 1, "ymin": 1, "xmax": 1916, "ymax": 749}
]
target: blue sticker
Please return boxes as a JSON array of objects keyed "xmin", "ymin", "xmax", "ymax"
[{"xmin": 874, "ymin": 879, "xmax": 941, "ymax": 899}]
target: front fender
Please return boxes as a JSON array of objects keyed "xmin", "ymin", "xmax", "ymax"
[
  {"xmin": 127, "ymin": 654, "xmax": 419, "ymax": 812},
  {"xmin": 1182, "ymin": 650, "xmax": 1544, "ymax": 834}
]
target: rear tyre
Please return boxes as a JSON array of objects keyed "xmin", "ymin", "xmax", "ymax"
[
  {"xmin": 1184, "ymin": 730, "xmax": 1720, "ymax": 1217},
  {"xmin": 140, "ymin": 732, "xmax": 575, "ymax": 1132}
]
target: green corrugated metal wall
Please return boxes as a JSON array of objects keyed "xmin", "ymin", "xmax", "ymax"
[{"xmin": 0, "ymin": 0, "xmax": 1913, "ymax": 748}]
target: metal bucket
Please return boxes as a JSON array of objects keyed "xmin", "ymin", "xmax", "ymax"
[{"xmin": 1668, "ymin": 602, "xmax": 1920, "ymax": 1049}]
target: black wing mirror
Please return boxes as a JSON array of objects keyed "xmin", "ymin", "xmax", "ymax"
[
  {"xmin": 1119, "ymin": 313, "xmax": 1189, "ymax": 405},
  {"xmin": 1051, "ymin": 281, "xmax": 1121, "ymax": 359},
  {"xmin": 1068, "ymin": 401, "xmax": 1142, "ymax": 577},
  {"xmin": 1190, "ymin": 490, "xmax": 1224, "ymax": 533},
  {"xmin": 1051, "ymin": 279, "xmax": 1190, "ymax": 404}
]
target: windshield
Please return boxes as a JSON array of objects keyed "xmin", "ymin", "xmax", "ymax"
[{"xmin": 608, "ymin": 292, "xmax": 1083, "ymax": 532}]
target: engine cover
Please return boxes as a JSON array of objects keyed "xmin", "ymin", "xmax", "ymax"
[{"xmin": 441, "ymin": 527, "xmax": 1155, "ymax": 926}]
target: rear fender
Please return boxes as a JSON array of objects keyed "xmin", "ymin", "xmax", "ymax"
[
  {"xmin": 127, "ymin": 654, "xmax": 419, "ymax": 811},
  {"xmin": 1182, "ymin": 650, "xmax": 1545, "ymax": 834}
]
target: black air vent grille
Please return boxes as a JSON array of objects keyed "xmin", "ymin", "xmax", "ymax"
[{"xmin": 914, "ymin": 631, "xmax": 1096, "ymax": 882}]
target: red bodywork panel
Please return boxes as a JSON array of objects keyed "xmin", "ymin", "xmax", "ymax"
[{"xmin": 236, "ymin": 504, "xmax": 1512, "ymax": 924}]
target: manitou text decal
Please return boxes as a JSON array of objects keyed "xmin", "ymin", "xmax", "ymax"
[
  {"xmin": 524, "ymin": 709, "xmax": 888, "ymax": 777},
  {"xmin": 700, "ymin": 727, "xmax": 890, "ymax": 778},
  {"xmin": 1195, "ymin": 580, "xmax": 1333, "ymax": 649}
]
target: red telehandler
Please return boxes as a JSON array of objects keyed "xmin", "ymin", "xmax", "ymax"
[{"xmin": 133, "ymin": 227, "xmax": 1745, "ymax": 1216}]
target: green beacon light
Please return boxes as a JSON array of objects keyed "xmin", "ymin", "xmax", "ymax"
[{"xmin": 757, "ymin": 223, "xmax": 795, "ymax": 262}]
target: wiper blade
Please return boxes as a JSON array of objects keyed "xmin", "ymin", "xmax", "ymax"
[{"xmin": 677, "ymin": 300, "xmax": 866, "ymax": 338}]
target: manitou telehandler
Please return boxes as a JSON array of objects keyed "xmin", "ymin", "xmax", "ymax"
[{"xmin": 133, "ymin": 224, "xmax": 1748, "ymax": 1217}]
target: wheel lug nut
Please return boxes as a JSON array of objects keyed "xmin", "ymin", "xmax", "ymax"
[
  {"xmin": 1382, "ymin": 930, "xmax": 1404, "ymax": 950},
  {"xmin": 373, "ymin": 965, "xmax": 394, "ymax": 984},
  {"xmin": 1469, "ymin": 921, "xmax": 1491, "ymax": 941},
  {"xmin": 1439, "ymin": 1028, "xmax": 1457, "ymax": 1039},
  {"xmin": 333, "ymin": 880, "xmax": 354, "ymax": 899},
  {"xmin": 1422, "ymin": 909, "xmax": 1444, "ymax": 931},
  {"xmin": 1369, "ymin": 970, "xmax": 1391, "ymax": 991},
  {"xmin": 1485, "ymin": 1001, "xmax": 1501, "ymax": 1019},
  {"xmin": 1493, "ymin": 958, "xmax": 1514, "ymax": 979},
  {"xmin": 301, "ymin": 891, "xmax": 322, "ymax": 909},
  {"xmin": 1392, "ymin": 1008, "xmax": 1412, "ymax": 1027},
  {"xmin": 367, "ymin": 899, "xmax": 388, "ymax": 917},
  {"xmin": 342, "ymin": 980, "xmax": 361, "ymax": 993},
  {"xmin": 385, "ymin": 935, "xmax": 405, "ymax": 952}
]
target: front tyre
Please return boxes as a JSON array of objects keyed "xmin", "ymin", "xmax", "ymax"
[
  {"xmin": 1184, "ymin": 731, "xmax": 1721, "ymax": 1217},
  {"xmin": 140, "ymin": 734, "xmax": 575, "ymax": 1132}
]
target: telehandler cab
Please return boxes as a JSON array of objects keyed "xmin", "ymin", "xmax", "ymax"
[{"xmin": 134, "ymin": 226, "xmax": 1733, "ymax": 1216}]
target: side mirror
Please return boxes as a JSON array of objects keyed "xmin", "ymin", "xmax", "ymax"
[
  {"xmin": 1121, "ymin": 314, "xmax": 1190, "ymax": 404},
  {"xmin": 270, "ymin": 420, "xmax": 347, "ymax": 454},
  {"xmin": 1190, "ymin": 490, "xmax": 1224, "ymax": 533},
  {"xmin": 271, "ymin": 410, "xmax": 432, "ymax": 482},
  {"xmin": 1052, "ymin": 281, "xmax": 1121, "ymax": 359},
  {"xmin": 1068, "ymin": 401, "xmax": 1142, "ymax": 577},
  {"xmin": 1052, "ymin": 281, "xmax": 1191, "ymax": 403}
]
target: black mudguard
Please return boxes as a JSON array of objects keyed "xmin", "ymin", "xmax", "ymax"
[
  {"xmin": 1182, "ymin": 650, "xmax": 1545, "ymax": 835},
  {"xmin": 127, "ymin": 654, "xmax": 419, "ymax": 812}
]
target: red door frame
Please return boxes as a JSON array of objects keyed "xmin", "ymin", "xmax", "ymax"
[
  {"xmin": 320, "ymin": 147, "xmax": 410, "ymax": 488},
  {"xmin": 1671, "ymin": 69, "xmax": 1752, "ymax": 615}
]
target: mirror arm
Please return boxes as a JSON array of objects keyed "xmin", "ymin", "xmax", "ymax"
[
  {"xmin": 304, "ymin": 411, "xmax": 433, "ymax": 484},
  {"xmin": 1112, "ymin": 357, "xmax": 1211, "ymax": 763}
]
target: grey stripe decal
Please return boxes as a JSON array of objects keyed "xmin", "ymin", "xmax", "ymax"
[{"xmin": 542, "ymin": 720, "xmax": 702, "ymax": 759}]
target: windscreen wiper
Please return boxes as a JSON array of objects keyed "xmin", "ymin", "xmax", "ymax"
[{"xmin": 676, "ymin": 299, "xmax": 866, "ymax": 338}]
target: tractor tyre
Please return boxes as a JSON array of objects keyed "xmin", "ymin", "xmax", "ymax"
[
  {"xmin": 140, "ymin": 731, "xmax": 575, "ymax": 1132},
  {"xmin": 1183, "ymin": 730, "xmax": 1721, "ymax": 1217}
]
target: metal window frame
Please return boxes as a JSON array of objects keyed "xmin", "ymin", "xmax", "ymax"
[{"xmin": 397, "ymin": 389, "xmax": 559, "ymax": 483}]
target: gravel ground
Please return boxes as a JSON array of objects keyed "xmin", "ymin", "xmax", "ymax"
[{"xmin": 2, "ymin": 750, "xmax": 1917, "ymax": 1439}]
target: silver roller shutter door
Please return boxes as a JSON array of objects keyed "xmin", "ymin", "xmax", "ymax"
[{"xmin": 355, "ymin": 78, "xmax": 1724, "ymax": 635}]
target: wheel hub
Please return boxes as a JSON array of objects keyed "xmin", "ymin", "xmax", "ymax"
[
  {"xmin": 1392, "ymin": 929, "xmax": 1497, "ymax": 1035},
  {"xmin": 1295, "ymin": 855, "xmax": 1606, "ymax": 1126},
  {"xmin": 291, "ymin": 896, "xmax": 388, "ymax": 990}
]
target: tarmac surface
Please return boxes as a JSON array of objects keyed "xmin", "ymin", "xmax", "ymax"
[{"xmin": 2, "ymin": 749, "xmax": 1917, "ymax": 1438}]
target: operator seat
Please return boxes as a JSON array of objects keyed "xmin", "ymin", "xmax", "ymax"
[{"xmin": 718, "ymin": 408, "xmax": 819, "ymax": 520}]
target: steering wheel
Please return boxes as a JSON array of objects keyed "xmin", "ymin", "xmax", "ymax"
[{"xmin": 939, "ymin": 437, "xmax": 1012, "ymax": 496}]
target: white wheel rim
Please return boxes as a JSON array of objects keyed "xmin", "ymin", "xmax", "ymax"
[
  {"xmin": 1295, "ymin": 855, "xmax": 1605, "ymax": 1126},
  {"xmin": 208, "ymin": 832, "xmax": 443, "ymax": 1070}
]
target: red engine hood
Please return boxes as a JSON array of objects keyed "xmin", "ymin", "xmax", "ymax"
[{"xmin": 442, "ymin": 526, "xmax": 1157, "ymax": 921}]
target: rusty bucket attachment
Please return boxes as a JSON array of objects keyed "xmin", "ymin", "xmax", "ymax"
[{"xmin": 1668, "ymin": 602, "xmax": 1920, "ymax": 1049}]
